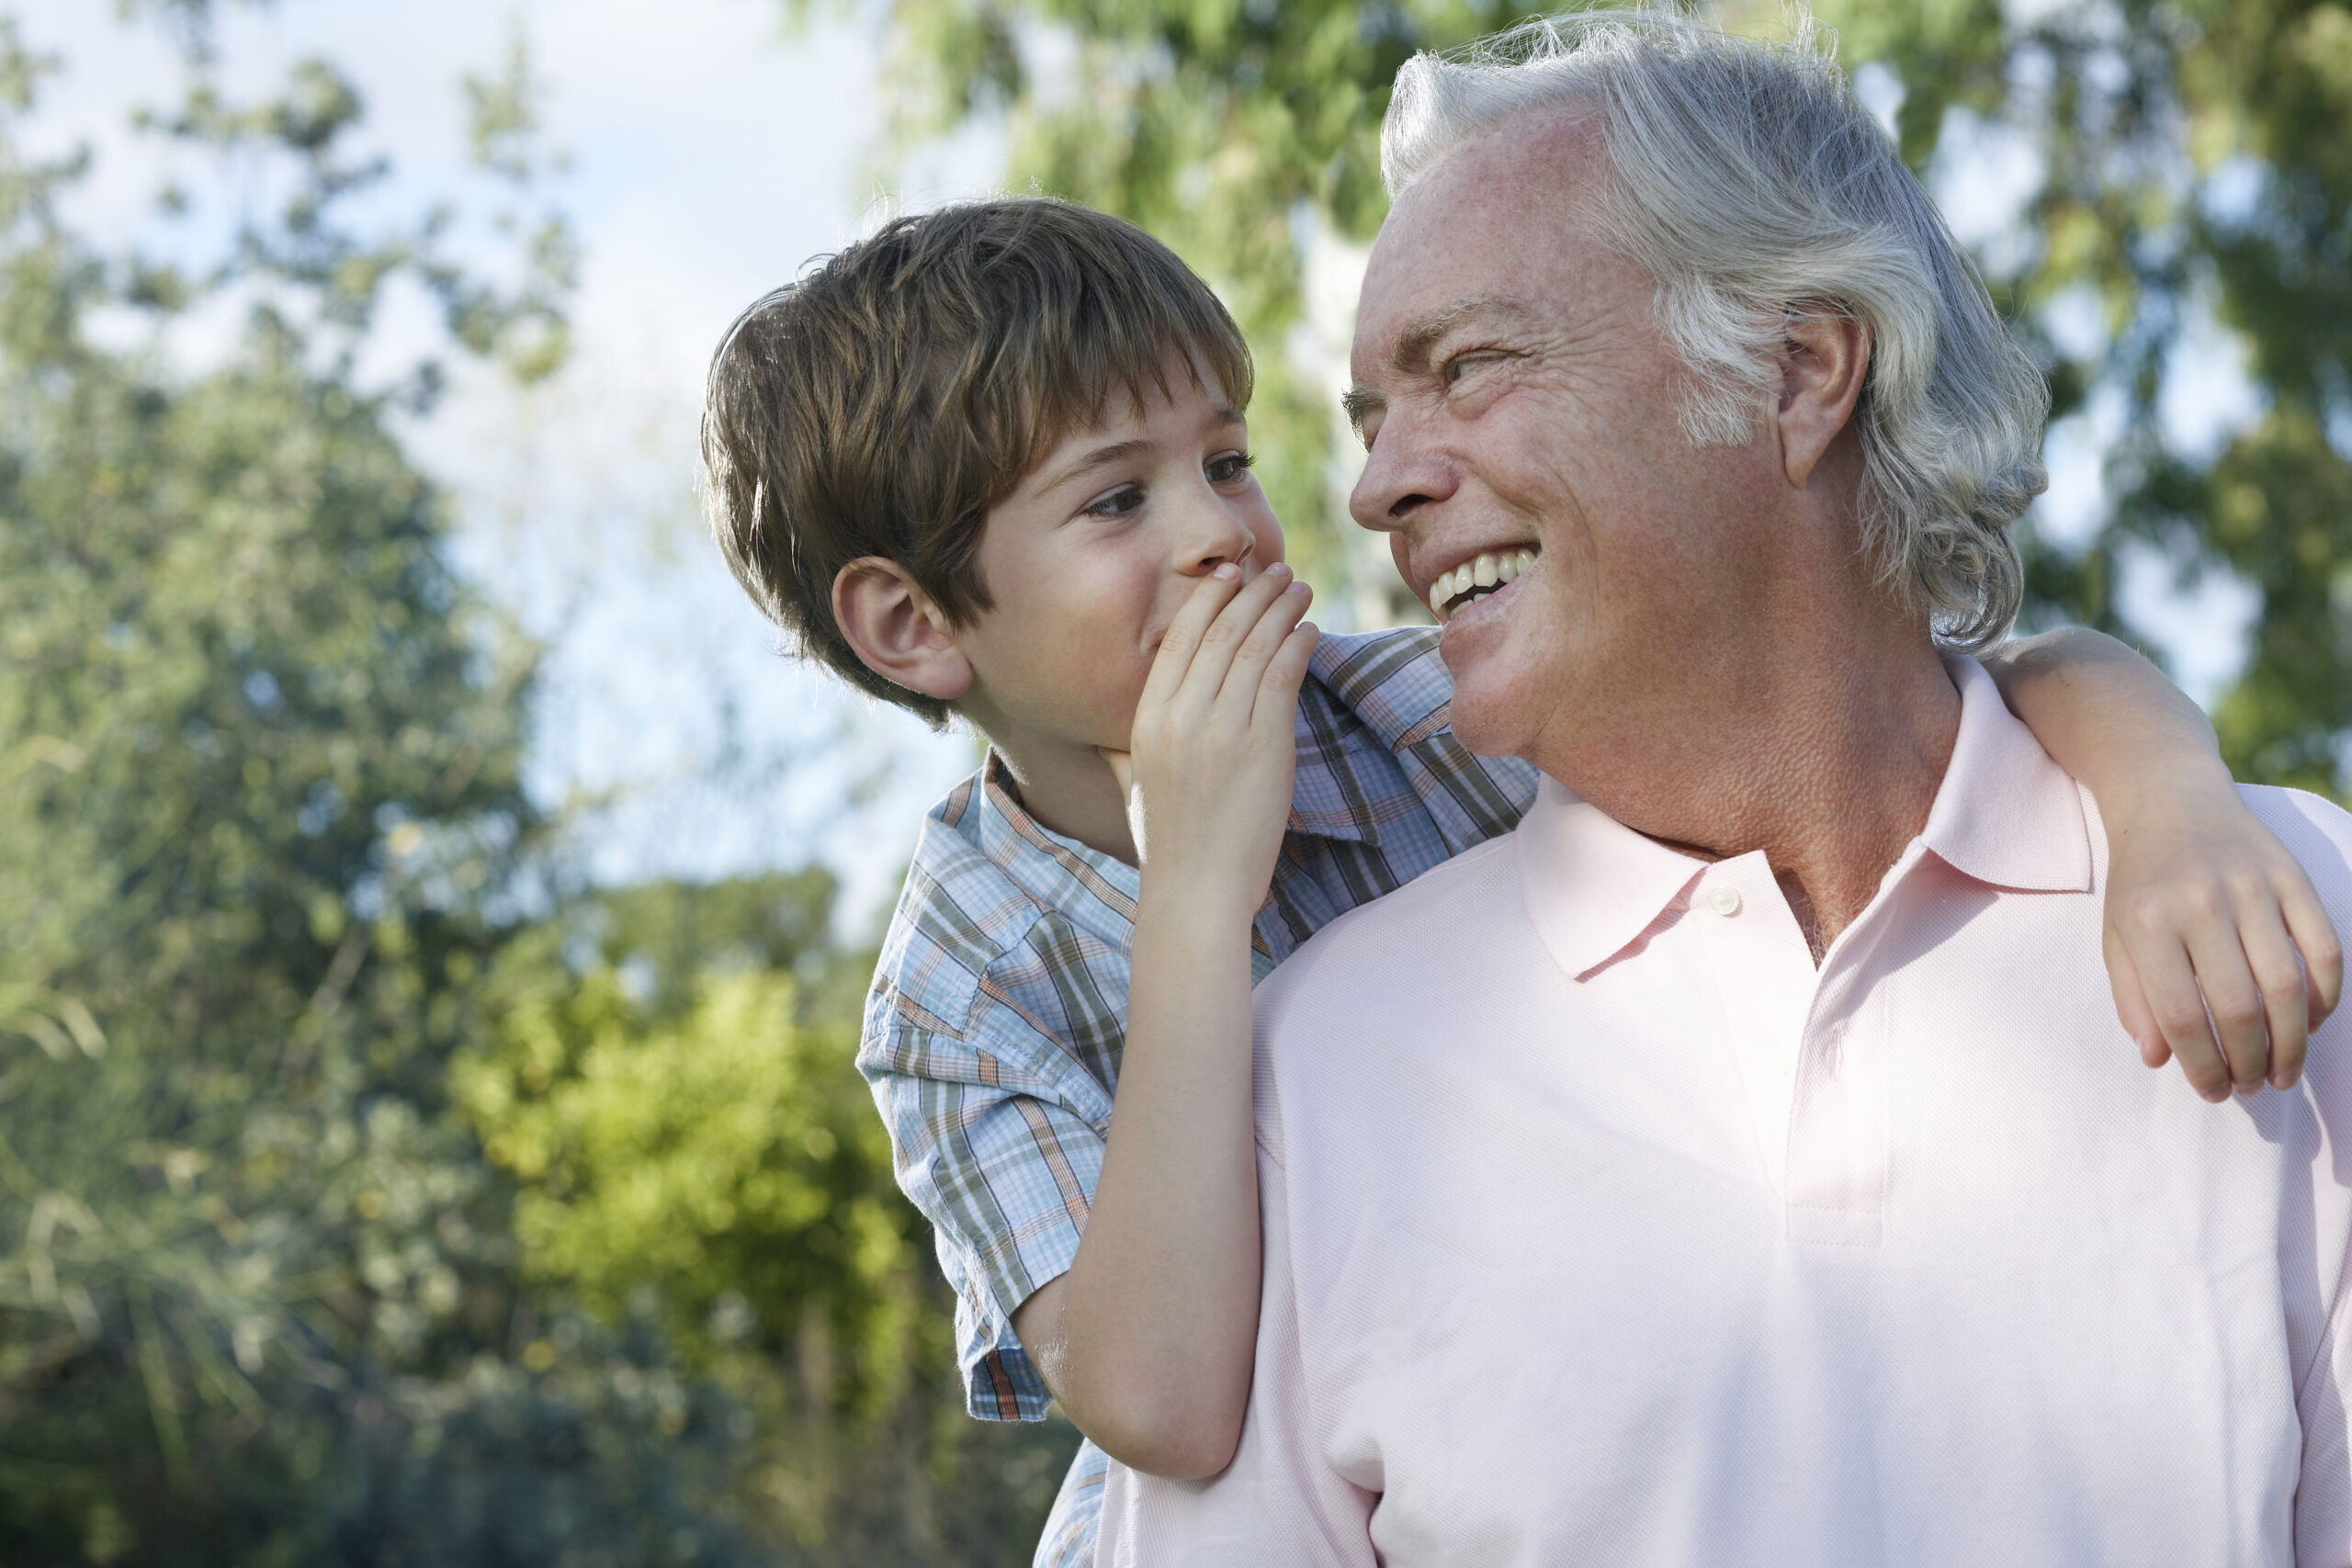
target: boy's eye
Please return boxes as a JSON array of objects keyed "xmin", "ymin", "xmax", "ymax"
[
  {"xmin": 1205, "ymin": 450, "xmax": 1256, "ymax": 484},
  {"xmin": 1082, "ymin": 483, "xmax": 1147, "ymax": 518}
]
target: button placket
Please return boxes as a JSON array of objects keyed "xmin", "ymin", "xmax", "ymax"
[
  {"xmin": 1783, "ymin": 973, "xmax": 1891, "ymax": 1249},
  {"xmin": 1691, "ymin": 863, "xmax": 1812, "ymax": 1196}
]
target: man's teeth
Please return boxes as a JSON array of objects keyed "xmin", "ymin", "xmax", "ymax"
[{"xmin": 1430, "ymin": 548, "xmax": 1538, "ymax": 618}]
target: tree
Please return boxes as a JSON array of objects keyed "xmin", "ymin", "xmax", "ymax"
[
  {"xmin": 456, "ymin": 874, "xmax": 1081, "ymax": 1565},
  {"xmin": 0, "ymin": 20, "xmax": 775, "ymax": 1563},
  {"xmin": 0, "ymin": 8, "xmax": 1076, "ymax": 1561},
  {"xmin": 874, "ymin": 0, "xmax": 2352, "ymax": 798}
]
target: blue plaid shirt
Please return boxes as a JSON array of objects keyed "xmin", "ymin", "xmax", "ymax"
[{"xmin": 855, "ymin": 626, "xmax": 1538, "ymax": 1564}]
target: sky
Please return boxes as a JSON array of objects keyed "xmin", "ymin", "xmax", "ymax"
[
  {"xmin": 22, "ymin": 0, "xmax": 1001, "ymax": 931},
  {"xmin": 17, "ymin": 0, "xmax": 2271, "ymax": 932}
]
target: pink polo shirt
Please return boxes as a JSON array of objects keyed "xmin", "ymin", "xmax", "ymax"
[{"xmin": 1098, "ymin": 658, "xmax": 2352, "ymax": 1567}]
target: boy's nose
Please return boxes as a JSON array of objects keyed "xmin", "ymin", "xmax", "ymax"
[{"xmin": 1172, "ymin": 492, "xmax": 1258, "ymax": 579}]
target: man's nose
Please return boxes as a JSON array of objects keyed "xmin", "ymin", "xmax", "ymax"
[{"xmin": 1348, "ymin": 415, "xmax": 1455, "ymax": 536}]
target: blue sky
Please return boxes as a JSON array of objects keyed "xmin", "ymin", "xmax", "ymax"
[
  {"xmin": 26, "ymin": 0, "xmax": 998, "ymax": 930},
  {"xmin": 20, "ymin": 0, "xmax": 2272, "ymax": 931}
]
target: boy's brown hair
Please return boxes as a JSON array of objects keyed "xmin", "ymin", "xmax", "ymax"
[{"xmin": 701, "ymin": 197, "xmax": 1255, "ymax": 727}]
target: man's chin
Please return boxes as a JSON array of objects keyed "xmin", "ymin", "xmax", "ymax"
[
  {"xmin": 1437, "ymin": 640, "xmax": 1529, "ymax": 758},
  {"xmin": 1442, "ymin": 682, "xmax": 1525, "ymax": 759}
]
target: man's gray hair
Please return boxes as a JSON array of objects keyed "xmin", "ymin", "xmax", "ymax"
[{"xmin": 1384, "ymin": 6, "xmax": 2046, "ymax": 649}]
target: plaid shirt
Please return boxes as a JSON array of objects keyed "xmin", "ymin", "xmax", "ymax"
[{"xmin": 854, "ymin": 626, "xmax": 1537, "ymax": 1562}]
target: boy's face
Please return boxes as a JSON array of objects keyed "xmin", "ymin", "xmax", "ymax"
[{"xmin": 953, "ymin": 363, "xmax": 1283, "ymax": 761}]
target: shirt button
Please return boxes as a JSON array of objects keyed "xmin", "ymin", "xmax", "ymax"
[{"xmin": 1706, "ymin": 883, "xmax": 1742, "ymax": 917}]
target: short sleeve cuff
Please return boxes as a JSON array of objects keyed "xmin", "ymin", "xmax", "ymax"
[{"xmin": 951, "ymin": 1236, "xmax": 1076, "ymax": 1420}]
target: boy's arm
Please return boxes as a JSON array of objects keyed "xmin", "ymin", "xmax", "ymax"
[
  {"xmin": 862, "ymin": 1009, "xmax": 1107, "ymax": 1423},
  {"xmin": 1983, "ymin": 627, "xmax": 2345, "ymax": 1100},
  {"xmin": 1015, "ymin": 562, "xmax": 1317, "ymax": 1481}
]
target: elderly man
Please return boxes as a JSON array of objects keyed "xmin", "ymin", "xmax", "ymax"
[{"xmin": 1094, "ymin": 10, "xmax": 2352, "ymax": 1567}]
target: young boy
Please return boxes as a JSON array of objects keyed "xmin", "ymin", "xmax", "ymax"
[{"xmin": 699, "ymin": 197, "xmax": 2342, "ymax": 1567}]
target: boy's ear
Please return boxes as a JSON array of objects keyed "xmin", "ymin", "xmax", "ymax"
[{"xmin": 832, "ymin": 557, "xmax": 974, "ymax": 703}]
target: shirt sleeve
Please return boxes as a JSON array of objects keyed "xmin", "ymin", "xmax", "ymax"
[
  {"xmin": 861, "ymin": 997, "xmax": 1112, "ymax": 1422},
  {"xmin": 1095, "ymin": 1140, "xmax": 1379, "ymax": 1566}
]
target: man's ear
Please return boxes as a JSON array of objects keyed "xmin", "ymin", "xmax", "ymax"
[
  {"xmin": 832, "ymin": 557, "xmax": 974, "ymax": 704},
  {"xmin": 1771, "ymin": 308, "xmax": 1871, "ymax": 491}
]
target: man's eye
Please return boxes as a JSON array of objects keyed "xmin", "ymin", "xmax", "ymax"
[
  {"xmin": 1205, "ymin": 450, "xmax": 1256, "ymax": 484},
  {"xmin": 1442, "ymin": 353, "xmax": 1487, "ymax": 385},
  {"xmin": 1083, "ymin": 483, "xmax": 1146, "ymax": 517}
]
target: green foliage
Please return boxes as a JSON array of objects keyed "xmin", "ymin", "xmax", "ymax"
[
  {"xmin": 877, "ymin": 0, "xmax": 2352, "ymax": 795},
  {"xmin": 0, "ymin": 61, "xmax": 547, "ymax": 1548},
  {"xmin": 457, "ymin": 879, "xmax": 1081, "ymax": 1563},
  {"xmin": 1805, "ymin": 0, "xmax": 2352, "ymax": 795},
  {"xmin": 456, "ymin": 908, "xmax": 923, "ymax": 1396},
  {"xmin": 0, "ymin": 8, "xmax": 1084, "ymax": 1557},
  {"xmin": 133, "ymin": 39, "xmax": 576, "ymax": 388}
]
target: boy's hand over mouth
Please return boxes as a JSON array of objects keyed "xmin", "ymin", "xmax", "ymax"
[{"xmin": 1102, "ymin": 560, "xmax": 1318, "ymax": 917}]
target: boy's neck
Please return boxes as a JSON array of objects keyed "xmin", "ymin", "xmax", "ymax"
[{"xmin": 983, "ymin": 730, "xmax": 1139, "ymax": 867}]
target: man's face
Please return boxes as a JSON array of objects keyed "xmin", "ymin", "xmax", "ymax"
[
  {"xmin": 954, "ymin": 361, "xmax": 1283, "ymax": 760},
  {"xmin": 1347, "ymin": 111, "xmax": 1775, "ymax": 765}
]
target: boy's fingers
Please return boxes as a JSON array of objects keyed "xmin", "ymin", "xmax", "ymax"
[
  {"xmin": 2184, "ymin": 922, "xmax": 2272, "ymax": 1094},
  {"xmin": 1178, "ymin": 563, "xmax": 1297, "ymax": 713},
  {"xmin": 2104, "ymin": 926, "xmax": 2171, "ymax": 1072},
  {"xmin": 1144, "ymin": 565, "xmax": 1244, "ymax": 710},
  {"xmin": 2135, "ymin": 932, "xmax": 2233, "ymax": 1101},
  {"xmin": 1250, "ymin": 619, "xmax": 1320, "ymax": 728},
  {"xmin": 1214, "ymin": 580, "xmax": 1313, "ymax": 720},
  {"xmin": 2279, "ymin": 864, "xmax": 2346, "ymax": 1032},
  {"xmin": 2234, "ymin": 898, "xmax": 2311, "ymax": 1089}
]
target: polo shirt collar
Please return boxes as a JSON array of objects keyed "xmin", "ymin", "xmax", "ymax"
[
  {"xmin": 956, "ymin": 750, "xmax": 1141, "ymax": 948},
  {"xmin": 1519, "ymin": 778, "xmax": 1707, "ymax": 982},
  {"xmin": 1306, "ymin": 627, "xmax": 1452, "ymax": 753},
  {"xmin": 1287, "ymin": 629, "xmax": 1464, "ymax": 848},
  {"xmin": 1917, "ymin": 655, "xmax": 2093, "ymax": 895},
  {"xmin": 1518, "ymin": 653, "xmax": 2091, "ymax": 982}
]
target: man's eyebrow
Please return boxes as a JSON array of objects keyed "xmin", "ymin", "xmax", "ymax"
[
  {"xmin": 1391, "ymin": 297, "xmax": 1538, "ymax": 371},
  {"xmin": 1342, "ymin": 299, "xmax": 1534, "ymax": 439}
]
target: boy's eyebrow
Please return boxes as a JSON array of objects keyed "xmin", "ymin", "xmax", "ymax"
[
  {"xmin": 1038, "ymin": 438, "xmax": 1155, "ymax": 496},
  {"xmin": 1035, "ymin": 405, "xmax": 1250, "ymax": 495}
]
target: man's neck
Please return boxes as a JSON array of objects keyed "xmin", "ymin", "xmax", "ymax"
[{"xmin": 1535, "ymin": 631, "xmax": 1961, "ymax": 962}]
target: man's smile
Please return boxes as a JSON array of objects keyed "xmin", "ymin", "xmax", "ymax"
[{"xmin": 1428, "ymin": 544, "xmax": 1541, "ymax": 621}]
